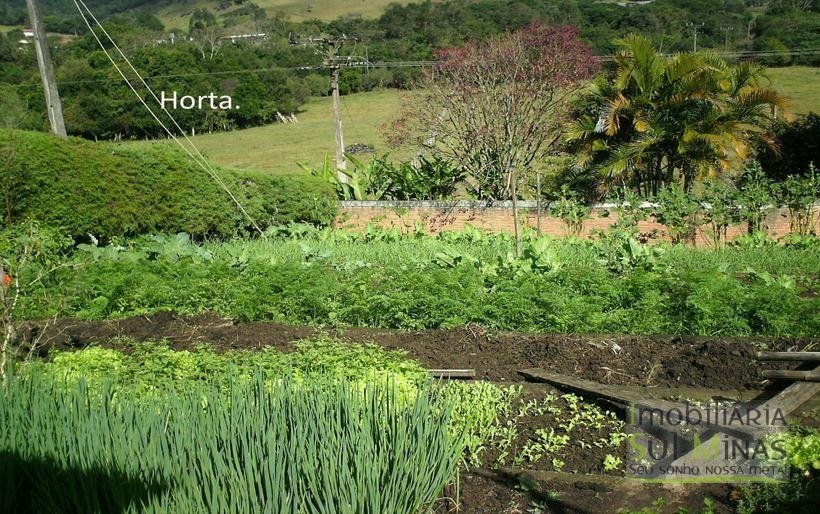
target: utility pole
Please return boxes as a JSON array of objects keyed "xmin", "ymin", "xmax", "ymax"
[
  {"xmin": 331, "ymin": 65, "xmax": 345, "ymax": 177},
  {"xmin": 721, "ymin": 26, "xmax": 733, "ymax": 51},
  {"xmin": 290, "ymin": 34, "xmax": 362, "ymax": 183},
  {"xmin": 686, "ymin": 22, "xmax": 705, "ymax": 53},
  {"xmin": 25, "ymin": 0, "xmax": 66, "ymax": 138}
]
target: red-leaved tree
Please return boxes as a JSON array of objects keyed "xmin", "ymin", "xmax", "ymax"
[{"xmin": 388, "ymin": 24, "xmax": 598, "ymax": 254}]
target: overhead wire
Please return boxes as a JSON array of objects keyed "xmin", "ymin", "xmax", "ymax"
[
  {"xmin": 5, "ymin": 48, "xmax": 818, "ymax": 90},
  {"xmin": 71, "ymin": 0, "xmax": 266, "ymax": 238}
]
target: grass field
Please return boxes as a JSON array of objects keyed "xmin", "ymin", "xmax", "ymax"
[
  {"xmin": 156, "ymin": 0, "xmax": 425, "ymax": 30},
  {"xmin": 192, "ymin": 88, "xmax": 410, "ymax": 174},
  {"xmin": 189, "ymin": 67, "xmax": 818, "ymax": 174},
  {"xmin": 766, "ymin": 67, "xmax": 820, "ymax": 116}
]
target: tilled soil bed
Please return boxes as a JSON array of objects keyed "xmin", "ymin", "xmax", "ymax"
[
  {"xmin": 23, "ymin": 311, "xmax": 818, "ymax": 391},
  {"xmin": 19, "ymin": 312, "xmax": 820, "ymax": 513}
]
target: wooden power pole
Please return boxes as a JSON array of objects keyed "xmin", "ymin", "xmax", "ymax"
[
  {"xmin": 290, "ymin": 34, "xmax": 361, "ymax": 183},
  {"xmin": 721, "ymin": 26, "xmax": 733, "ymax": 52},
  {"xmin": 330, "ymin": 66, "xmax": 346, "ymax": 177},
  {"xmin": 685, "ymin": 21, "xmax": 705, "ymax": 53},
  {"xmin": 26, "ymin": 0, "xmax": 66, "ymax": 138}
]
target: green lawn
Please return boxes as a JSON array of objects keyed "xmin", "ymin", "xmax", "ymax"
[
  {"xmin": 766, "ymin": 67, "xmax": 820, "ymax": 115},
  {"xmin": 191, "ymin": 88, "xmax": 410, "ymax": 174}
]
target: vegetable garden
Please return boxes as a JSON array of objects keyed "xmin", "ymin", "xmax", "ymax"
[
  {"xmin": 2, "ymin": 217, "xmax": 819, "ymax": 513},
  {"xmin": 1, "ymin": 15, "xmax": 818, "ymax": 512}
]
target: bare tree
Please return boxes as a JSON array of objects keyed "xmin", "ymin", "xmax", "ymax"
[
  {"xmin": 189, "ymin": 8, "xmax": 222, "ymax": 60},
  {"xmin": 1, "ymin": 225, "xmax": 74, "ymax": 386},
  {"xmin": 388, "ymin": 24, "xmax": 598, "ymax": 255},
  {"xmin": 769, "ymin": 0, "xmax": 814, "ymax": 11}
]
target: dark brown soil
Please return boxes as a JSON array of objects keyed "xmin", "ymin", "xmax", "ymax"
[
  {"xmin": 437, "ymin": 469, "xmax": 737, "ymax": 514},
  {"xmin": 481, "ymin": 387, "xmax": 628, "ymax": 476},
  {"xmin": 23, "ymin": 312, "xmax": 818, "ymax": 391}
]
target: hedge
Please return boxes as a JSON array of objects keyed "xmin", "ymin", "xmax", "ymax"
[{"xmin": 0, "ymin": 129, "xmax": 337, "ymax": 239}]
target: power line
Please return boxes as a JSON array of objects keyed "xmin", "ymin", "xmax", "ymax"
[
  {"xmin": 6, "ymin": 48, "xmax": 818, "ymax": 90},
  {"xmin": 72, "ymin": 0, "xmax": 266, "ymax": 238},
  {"xmin": 289, "ymin": 33, "xmax": 364, "ymax": 179},
  {"xmin": 593, "ymin": 47, "xmax": 820, "ymax": 63},
  {"xmin": 7, "ymin": 65, "xmax": 305, "ymax": 88},
  {"xmin": 296, "ymin": 60, "xmax": 437, "ymax": 70}
]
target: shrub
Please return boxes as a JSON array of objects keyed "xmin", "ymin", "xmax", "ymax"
[
  {"xmin": 550, "ymin": 184, "xmax": 591, "ymax": 237},
  {"xmin": 757, "ymin": 113, "xmax": 820, "ymax": 182},
  {"xmin": 737, "ymin": 426, "xmax": 820, "ymax": 514},
  {"xmin": 700, "ymin": 180, "xmax": 741, "ymax": 247},
  {"xmin": 735, "ymin": 162, "xmax": 777, "ymax": 234},
  {"xmin": 653, "ymin": 184, "xmax": 700, "ymax": 244},
  {"xmin": 231, "ymin": 170, "xmax": 338, "ymax": 228},
  {"xmin": 776, "ymin": 166, "xmax": 818, "ymax": 236},
  {"xmin": 0, "ymin": 129, "xmax": 337, "ymax": 240}
]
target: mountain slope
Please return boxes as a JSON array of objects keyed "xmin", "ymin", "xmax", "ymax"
[{"xmin": 2, "ymin": 0, "xmax": 424, "ymax": 29}]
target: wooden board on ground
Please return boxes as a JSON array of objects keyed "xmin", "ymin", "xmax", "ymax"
[
  {"xmin": 754, "ymin": 365, "xmax": 820, "ymax": 413},
  {"xmin": 663, "ymin": 365, "xmax": 820, "ymax": 471},
  {"xmin": 760, "ymin": 369, "xmax": 820, "ymax": 382},
  {"xmin": 518, "ymin": 368, "xmax": 674, "ymax": 409},
  {"xmin": 429, "ymin": 369, "xmax": 475, "ymax": 379},
  {"xmin": 518, "ymin": 368, "xmax": 711, "ymax": 426},
  {"xmin": 756, "ymin": 351, "xmax": 820, "ymax": 362},
  {"xmin": 518, "ymin": 368, "xmax": 774, "ymax": 438}
]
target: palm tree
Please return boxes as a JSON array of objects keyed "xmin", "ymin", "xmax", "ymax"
[{"xmin": 568, "ymin": 34, "xmax": 788, "ymax": 196}]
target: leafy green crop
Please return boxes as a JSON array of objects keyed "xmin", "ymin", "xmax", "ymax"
[
  {"xmin": 434, "ymin": 382, "xmax": 521, "ymax": 468},
  {"xmin": 23, "ymin": 337, "xmax": 428, "ymax": 400},
  {"xmin": 6, "ymin": 223, "xmax": 819, "ymax": 337}
]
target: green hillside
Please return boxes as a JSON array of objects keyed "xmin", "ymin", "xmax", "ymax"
[
  {"xmin": 1, "ymin": 0, "xmax": 425, "ymax": 31},
  {"xmin": 190, "ymin": 89, "xmax": 409, "ymax": 174},
  {"xmin": 766, "ymin": 67, "xmax": 820, "ymax": 116},
  {"xmin": 186, "ymin": 67, "xmax": 819, "ymax": 175},
  {"xmin": 156, "ymin": 1, "xmax": 427, "ymax": 30}
]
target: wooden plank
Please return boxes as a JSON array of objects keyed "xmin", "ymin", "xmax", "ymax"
[
  {"xmin": 756, "ymin": 351, "xmax": 820, "ymax": 362},
  {"xmin": 761, "ymin": 369, "xmax": 820, "ymax": 382},
  {"xmin": 755, "ymin": 365, "xmax": 820, "ymax": 414},
  {"xmin": 518, "ymin": 368, "xmax": 672, "ymax": 409},
  {"xmin": 428, "ymin": 369, "xmax": 475, "ymax": 379},
  {"xmin": 518, "ymin": 368, "xmax": 771, "ymax": 439},
  {"xmin": 518, "ymin": 368, "xmax": 707, "ymax": 428},
  {"xmin": 667, "ymin": 366, "xmax": 820, "ymax": 471}
]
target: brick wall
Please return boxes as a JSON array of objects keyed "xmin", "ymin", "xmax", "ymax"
[{"xmin": 334, "ymin": 201, "xmax": 820, "ymax": 245}]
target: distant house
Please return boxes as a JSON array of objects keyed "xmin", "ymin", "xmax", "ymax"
[
  {"xmin": 18, "ymin": 27, "xmax": 34, "ymax": 47},
  {"xmin": 223, "ymin": 33, "xmax": 268, "ymax": 44},
  {"xmin": 17, "ymin": 27, "xmax": 73, "ymax": 47}
]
